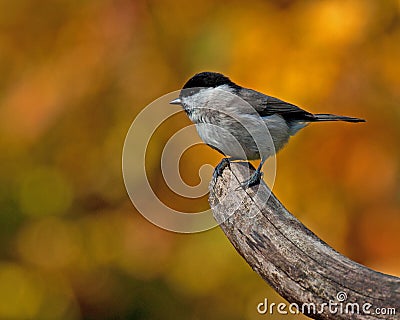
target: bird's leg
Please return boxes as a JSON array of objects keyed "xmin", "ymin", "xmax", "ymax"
[
  {"xmin": 213, "ymin": 158, "xmax": 232, "ymax": 181},
  {"xmin": 239, "ymin": 158, "xmax": 266, "ymax": 189}
]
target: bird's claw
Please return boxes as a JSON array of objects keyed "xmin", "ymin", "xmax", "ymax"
[
  {"xmin": 212, "ymin": 158, "xmax": 231, "ymax": 181},
  {"xmin": 236, "ymin": 171, "xmax": 263, "ymax": 190}
]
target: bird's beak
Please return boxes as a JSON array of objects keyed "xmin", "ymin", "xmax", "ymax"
[{"xmin": 169, "ymin": 98, "xmax": 182, "ymax": 105}]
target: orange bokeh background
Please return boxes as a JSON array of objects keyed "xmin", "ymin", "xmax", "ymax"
[{"xmin": 0, "ymin": 0, "xmax": 399, "ymax": 319}]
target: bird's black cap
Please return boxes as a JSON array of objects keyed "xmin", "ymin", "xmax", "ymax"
[{"xmin": 182, "ymin": 72, "xmax": 238, "ymax": 89}]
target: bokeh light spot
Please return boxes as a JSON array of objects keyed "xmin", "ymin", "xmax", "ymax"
[
  {"xmin": 19, "ymin": 167, "xmax": 73, "ymax": 217},
  {"xmin": 0, "ymin": 263, "xmax": 43, "ymax": 319}
]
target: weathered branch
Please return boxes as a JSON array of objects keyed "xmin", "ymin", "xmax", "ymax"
[{"xmin": 209, "ymin": 161, "xmax": 399, "ymax": 320}]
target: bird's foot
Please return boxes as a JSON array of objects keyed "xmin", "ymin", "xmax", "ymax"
[
  {"xmin": 237, "ymin": 170, "xmax": 263, "ymax": 190},
  {"xmin": 213, "ymin": 158, "xmax": 231, "ymax": 181}
]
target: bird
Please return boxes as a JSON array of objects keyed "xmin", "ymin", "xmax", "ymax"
[{"xmin": 170, "ymin": 72, "xmax": 365, "ymax": 188}]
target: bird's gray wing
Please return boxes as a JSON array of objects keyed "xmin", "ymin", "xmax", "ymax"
[{"xmin": 238, "ymin": 89, "xmax": 315, "ymax": 122}]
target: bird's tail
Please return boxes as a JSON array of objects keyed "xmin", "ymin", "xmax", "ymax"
[{"xmin": 313, "ymin": 113, "xmax": 366, "ymax": 123}]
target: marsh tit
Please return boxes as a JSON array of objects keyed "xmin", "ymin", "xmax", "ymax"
[{"xmin": 170, "ymin": 72, "xmax": 365, "ymax": 188}]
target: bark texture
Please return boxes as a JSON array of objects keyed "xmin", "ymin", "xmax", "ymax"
[{"xmin": 209, "ymin": 161, "xmax": 399, "ymax": 320}]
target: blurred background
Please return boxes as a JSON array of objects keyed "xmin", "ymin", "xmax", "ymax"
[{"xmin": 0, "ymin": 0, "xmax": 399, "ymax": 319}]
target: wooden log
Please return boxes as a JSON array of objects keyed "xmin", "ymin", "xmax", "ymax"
[{"xmin": 209, "ymin": 161, "xmax": 399, "ymax": 319}]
